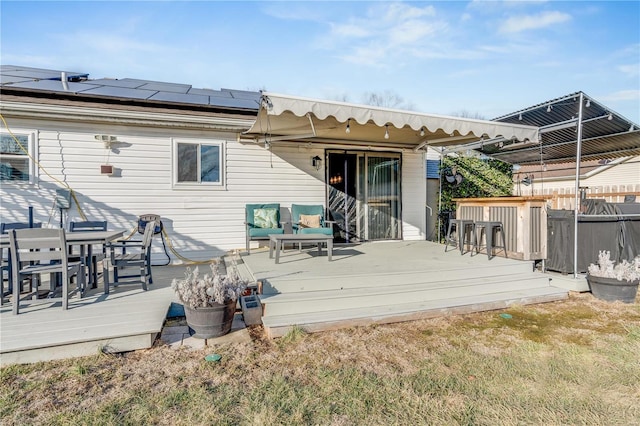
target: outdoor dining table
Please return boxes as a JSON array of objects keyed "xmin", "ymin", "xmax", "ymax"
[{"xmin": 1, "ymin": 229, "xmax": 126, "ymax": 296}]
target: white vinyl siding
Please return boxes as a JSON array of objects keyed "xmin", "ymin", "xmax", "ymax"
[
  {"xmin": 401, "ymin": 151, "xmax": 426, "ymax": 240},
  {"xmin": 0, "ymin": 117, "xmax": 428, "ymax": 262}
]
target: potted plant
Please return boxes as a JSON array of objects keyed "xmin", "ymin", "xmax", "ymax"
[
  {"xmin": 587, "ymin": 251, "xmax": 640, "ymax": 303},
  {"xmin": 171, "ymin": 260, "xmax": 247, "ymax": 338}
]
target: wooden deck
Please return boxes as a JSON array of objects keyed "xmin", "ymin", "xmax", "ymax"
[
  {"xmin": 1, "ymin": 240, "xmax": 573, "ymax": 365},
  {"xmin": 0, "ymin": 265, "xmax": 189, "ymax": 366},
  {"xmin": 240, "ymin": 240, "xmax": 569, "ymax": 338}
]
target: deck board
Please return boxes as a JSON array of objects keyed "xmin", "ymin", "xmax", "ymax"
[
  {"xmin": 1, "ymin": 265, "xmax": 188, "ymax": 365},
  {"xmin": 241, "ymin": 241, "xmax": 569, "ymax": 337},
  {"xmin": 1, "ymin": 241, "xmax": 573, "ymax": 363}
]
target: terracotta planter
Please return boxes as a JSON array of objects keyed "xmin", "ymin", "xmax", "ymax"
[
  {"xmin": 587, "ymin": 275, "xmax": 639, "ymax": 303},
  {"xmin": 183, "ymin": 300, "xmax": 236, "ymax": 339}
]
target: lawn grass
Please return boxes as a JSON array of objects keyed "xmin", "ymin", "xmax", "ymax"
[{"xmin": 2, "ymin": 292, "xmax": 639, "ymax": 425}]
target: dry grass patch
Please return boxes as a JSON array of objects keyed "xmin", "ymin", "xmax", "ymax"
[{"xmin": 2, "ymin": 292, "xmax": 640, "ymax": 425}]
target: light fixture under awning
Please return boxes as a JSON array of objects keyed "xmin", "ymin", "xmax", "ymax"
[{"xmin": 244, "ymin": 92, "xmax": 540, "ymax": 150}]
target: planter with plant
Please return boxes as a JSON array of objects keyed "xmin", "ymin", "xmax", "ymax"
[
  {"xmin": 171, "ymin": 260, "xmax": 248, "ymax": 338},
  {"xmin": 587, "ymin": 250, "xmax": 640, "ymax": 303}
]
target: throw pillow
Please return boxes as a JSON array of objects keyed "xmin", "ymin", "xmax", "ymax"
[
  {"xmin": 299, "ymin": 214, "xmax": 321, "ymax": 228},
  {"xmin": 253, "ymin": 208, "xmax": 278, "ymax": 229}
]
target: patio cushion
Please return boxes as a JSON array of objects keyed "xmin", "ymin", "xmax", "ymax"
[
  {"xmin": 246, "ymin": 203, "xmax": 281, "ymax": 228},
  {"xmin": 299, "ymin": 227, "xmax": 333, "ymax": 236},
  {"xmin": 249, "ymin": 227, "xmax": 284, "ymax": 238},
  {"xmin": 253, "ymin": 208, "xmax": 279, "ymax": 229},
  {"xmin": 299, "ymin": 214, "xmax": 321, "ymax": 228}
]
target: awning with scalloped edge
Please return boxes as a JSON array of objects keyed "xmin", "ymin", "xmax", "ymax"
[{"xmin": 244, "ymin": 92, "xmax": 540, "ymax": 150}]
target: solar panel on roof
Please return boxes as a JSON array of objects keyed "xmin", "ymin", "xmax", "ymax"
[
  {"xmin": 1, "ymin": 65, "xmax": 260, "ymax": 111},
  {"xmin": 0, "ymin": 75, "xmax": 34, "ymax": 85},
  {"xmin": 222, "ymin": 89, "xmax": 261, "ymax": 100},
  {"xmin": 188, "ymin": 87, "xmax": 232, "ymax": 97},
  {"xmin": 148, "ymin": 91, "xmax": 209, "ymax": 105},
  {"xmin": 88, "ymin": 78, "xmax": 148, "ymax": 89},
  {"xmin": 5, "ymin": 80, "xmax": 99, "ymax": 93},
  {"xmin": 81, "ymin": 85, "xmax": 157, "ymax": 100},
  {"xmin": 139, "ymin": 82, "xmax": 191, "ymax": 94},
  {"xmin": 208, "ymin": 96, "xmax": 259, "ymax": 109}
]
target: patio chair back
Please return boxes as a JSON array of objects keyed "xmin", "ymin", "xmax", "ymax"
[
  {"xmin": 1, "ymin": 222, "xmax": 42, "ymax": 233},
  {"xmin": 9, "ymin": 228, "xmax": 80, "ymax": 314},
  {"xmin": 1, "ymin": 222, "xmax": 43, "ymax": 308},
  {"xmin": 69, "ymin": 220, "xmax": 108, "ymax": 287},
  {"xmin": 291, "ymin": 204, "xmax": 334, "ymax": 236},
  {"xmin": 69, "ymin": 221, "xmax": 108, "ymax": 232}
]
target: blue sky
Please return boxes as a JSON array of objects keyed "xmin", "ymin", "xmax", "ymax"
[{"xmin": 2, "ymin": 1, "xmax": 639, "ymax": 122}]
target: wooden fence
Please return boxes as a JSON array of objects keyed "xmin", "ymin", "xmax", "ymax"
[{"xmin": 518, "ymin": 185, "xmax": 640, "ymax": 210}]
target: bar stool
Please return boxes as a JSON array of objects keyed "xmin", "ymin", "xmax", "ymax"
[
  {"xmin": 472, "ymin": 221, "xmax": 507, "ymax": 260},
  {"xmin": 445, "ymin": 219, "xmax": 475, "ymax": 254}
]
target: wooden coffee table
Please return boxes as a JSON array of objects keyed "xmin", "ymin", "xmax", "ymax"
[{"xmin": 269, "ymin": 234, "xmax": 333, "ymax": 264}]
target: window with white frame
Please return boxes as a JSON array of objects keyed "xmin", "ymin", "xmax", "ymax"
[
  {"xmin": 174, "ymin": 139, "xmax": 224, "ymax": 187},
  {"xmin": 0, "ymin": 132, "xmax": 32, "ymax": 183}
]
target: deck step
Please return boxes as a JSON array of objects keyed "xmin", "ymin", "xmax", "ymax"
[
  {"xmin": 261, "ymin": 286, "xmax": 569, "ymax": 338},
  {"xmin": 260, "ymin": 273, "xmax": 551, "ymax": 317},
  {"xmin": 261, "ymin": 262, "xmax": 534, "ymax": 294}
]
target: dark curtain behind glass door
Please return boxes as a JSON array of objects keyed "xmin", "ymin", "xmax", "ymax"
[{"xmin": 327, "ymin": 153, "xmax": 359, "ymax": 243}]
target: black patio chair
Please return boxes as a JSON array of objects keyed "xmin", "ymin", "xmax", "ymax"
[{"xmin": 103, "ymin": 222, "xmax": 154, "ymax": 294}]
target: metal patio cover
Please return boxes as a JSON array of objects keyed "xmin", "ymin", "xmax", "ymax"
[
  {"xmin": 480, "ymin": 92, "xmax": 640, "ymax": 165},
  {"xmin": 244, "ymin": 92, "xmax": 539, "ymax": 149}
]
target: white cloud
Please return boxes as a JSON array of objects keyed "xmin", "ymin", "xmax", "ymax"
[
  {"xmin": 379, "ymin": 2, "xmax": 436, "ymax": 22},
  {"xmin": 500, "ymin": 11, "xmax": 571, "ymax": 34},
  {"xmin": 600, "ymin": 90, "xmax": 640, "ymax": 102},
  {"xmin": 323, "ymin": 2, "xmax": 455, "ymax": 67},
  {"xmin": 388, "ymin": 20, "xmax": 441, "ymax": 45},
  {"xmin": 618, "ymin": 64, "xmax": 640, "ymax": 77},
  {"xmin": 340, "ymin": 44, "xmax": 388, "ymax": 68},
  {"xmin": 330, "ymin": 23, "xmax": 371, "ymax": 38}
]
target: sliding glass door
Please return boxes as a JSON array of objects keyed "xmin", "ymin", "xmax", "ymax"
[{"xmin": 327, "ymin": 151, "xmax": 401, "ymax": 243}]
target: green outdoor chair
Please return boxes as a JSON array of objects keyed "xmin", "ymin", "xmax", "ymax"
[
  {"xmin": 291, "ymin": 204, "xmax": 334, "ymax": 236},
  {"xmin": 245, "ymin": 203, "xmax": 284, "ymax": 254}
]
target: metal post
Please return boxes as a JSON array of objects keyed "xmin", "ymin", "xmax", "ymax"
[
  {"xmin": 344, "ymin": 157, "xmax": 349, "ymax": 244},
  {"xmin": 573, "ymin": 93, "xmax": 585, "ymax": 279},
  {"xmin": 437, "ymin": 148, "xmax": 444, "ymax": 243}
]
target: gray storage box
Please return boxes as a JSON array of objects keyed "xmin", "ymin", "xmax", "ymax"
[{"xmin": 240, "ymin": 295, "xmax": 263, "ymax": 326}]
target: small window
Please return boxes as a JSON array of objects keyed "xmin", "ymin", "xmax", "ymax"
[
  {"xmin": 174, "ymin": 139, "xmax": 224, "ymax": 187},
  {"xmin": 1, "ymin": 133, "xmax": 32, "ymax": 183}
]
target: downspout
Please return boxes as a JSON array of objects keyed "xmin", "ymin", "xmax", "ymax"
[{"xmin": 573, "ymin": 92, "xmax": 584, "ymax": 279}]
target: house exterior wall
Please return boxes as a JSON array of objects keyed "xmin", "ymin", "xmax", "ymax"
[
  {"xmin": 1, "ymin": 111, "xmax": 428, "ymax": 262},
  {"xmin": 401, "ymin": 150, "xmax": 426, "ymax": 240}
]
